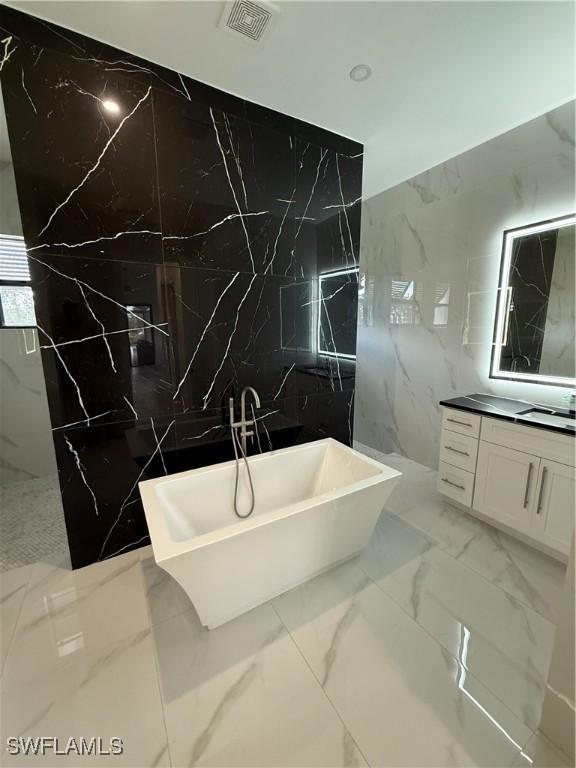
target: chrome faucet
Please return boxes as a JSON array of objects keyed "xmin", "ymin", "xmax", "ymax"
[{"xmin": 229, "ymin": 386, "xmax": 261, "ymax": 454}]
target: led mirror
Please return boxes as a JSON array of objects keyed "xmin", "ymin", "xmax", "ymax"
[{"xmin": 490, "ymin": 214, "xmax": 575, "ymax": 387}]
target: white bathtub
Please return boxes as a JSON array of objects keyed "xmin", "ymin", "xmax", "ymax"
[{"xmin": 139, "ymin": 438, "xmax": 401, "ymax": 629}]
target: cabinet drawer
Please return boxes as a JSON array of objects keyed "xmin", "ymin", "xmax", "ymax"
[
  {"xmin": 441, "ymin": 408, "xmax": 481, "ymax": 438},
  {"xmin": 440, "ymin": 430, "xmax": 478, "ymax": 472},
  {"xmin": 480, "ymin": 417, "xmax": 574, "ymax": 467},
  {"xmin": 437, "ymin": 462, "xmax": 475, "ymax": 506}
]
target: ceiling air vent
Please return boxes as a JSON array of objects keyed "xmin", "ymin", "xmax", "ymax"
[{"xmin": 218, "ymin": 0, "xmax": 277, "ymax": 45}]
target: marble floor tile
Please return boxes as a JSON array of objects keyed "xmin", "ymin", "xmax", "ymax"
[
  {"xmin": 140, "ymin": 550, "xmax": 192, "ymax": 627},
  {"xmin": 273, "ymin": 560, "xmax": 533, "ymax": 768},
  {"xmin": 1, "ymin": 629, "xmax": 169, "ymax": 766},
  {"xmin": 394, "ymin": 492, "xmax": 489, "ymax": 552},
  {"xmin": 449, "ymin": 525, "xmax": 567, "ymax": 625},
  {"xmin": 512, "ymin": 732, "xmax": 574, "ymax": 768},
  {"xmin": 359, "ymin": 537, "xmax": 555, "ymax": 730},
  {"xmin": 0, "ymin": 563, "xmax": 32, "ymax": 673},
  {"xmin": 355, "ymin": 511, "xmax": 437, "ymax": 579},
  {"xmin": 362, "ymin": 448, "xmax": 567, "ymax": 623},
  {"xmin": 356, "ymin": 449, "xmax": 446, "ymax": 519},
  {"xmin": 24, "ymin": 547, "xmax": 135, "ymax": 595},
  {"xmin": 2, "ymin": 550, "xmax": 150, "ymax": 688},
  {"xmin": 152, "ymin": 604, "xmax": 366, "ymax": 767},
  {"xmin": 1, "ymin": 448, "xmax": 568, "ymax": 767}
]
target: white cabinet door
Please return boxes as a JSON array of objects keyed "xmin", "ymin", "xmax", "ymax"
[
  {"xmin": 473, "ymin": 442, "xmax": 539, "ymax": 535},
  {"xmin": 532, "ymin": 460, "xmax": 575, "ymax": 556}
]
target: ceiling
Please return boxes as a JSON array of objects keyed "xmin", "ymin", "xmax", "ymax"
[{"xmin": 4, "ymin": 0, "xmax": 576, "ymax": 197}]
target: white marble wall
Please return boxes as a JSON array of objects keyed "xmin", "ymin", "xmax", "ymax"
[
  {"xmin": 540, "ymin": 226, "xmax": 575, "ymax": 377},
  {"xmin": 355, "ymin": 101, "xmax": 575, "ymax": 468}
]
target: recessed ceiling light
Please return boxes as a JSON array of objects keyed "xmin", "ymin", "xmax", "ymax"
[
  {"xmin": 102, "ymin": 99, "xmax": 120, "ymax": 115},
  {"xmin": 349, "ymin": 64, "xmax": 372, "ymax": 83}
]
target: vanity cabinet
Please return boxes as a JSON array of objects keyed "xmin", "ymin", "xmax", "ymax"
[
  {"xmin": 438, "ymin": 407, "xmax": 575, "ymax": 560},
  {"xmin": 474, "ymin": 442, "xmax": 538, "ymax": 536},
  {"xmin": 532, "ymin": 460, "xmax": 575, "ymax": 553}
]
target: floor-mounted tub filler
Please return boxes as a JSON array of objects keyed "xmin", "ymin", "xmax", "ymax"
[{"xmin": 139, "ymin": 438, "xmax": 401, "ymax": 629}]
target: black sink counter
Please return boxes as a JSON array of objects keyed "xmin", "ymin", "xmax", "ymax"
[{"xmin": 439, "ymin": 394, "xmax": 575, "ymax": 437}]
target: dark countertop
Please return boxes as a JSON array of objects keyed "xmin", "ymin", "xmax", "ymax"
[
  {"xmin": 295, "ymin": 365, "xmax": 355, "ymax": 381},
  {"xmin": 439, "ymin": 394, "xmax": 575, "ymax": 437}
]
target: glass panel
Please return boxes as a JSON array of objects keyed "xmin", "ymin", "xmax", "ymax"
[
  {"xmin": 0, "ymin": 235, "xmax": 30, "ymax": 281},
  {"xmin": 0, "ymin": 89, "xmax": 66, "ymax": 572},
  {"xmin": 0, "ymin": 284, "xmax": 36, "ymax": 326}
]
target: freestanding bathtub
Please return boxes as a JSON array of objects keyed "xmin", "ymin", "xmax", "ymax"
[{"xmin": 139, "ymin": 438, "xmax": 401, "ymax": 629}]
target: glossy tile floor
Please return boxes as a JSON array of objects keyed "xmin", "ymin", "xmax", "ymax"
[{"xmin": 0, "ymin": 450, "xmax": 571, "ymax": 767}]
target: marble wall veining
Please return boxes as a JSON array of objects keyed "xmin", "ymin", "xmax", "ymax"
[
  {"xmin": 355, "ymin": 101, "xmax": 575, "ymax": 469},
  {"xmin": 0, "ymin": 5, "xmax": 362, "ymax": 568},
  {"xmin": 540, "ymin": 226, "xmax": 575, "ymax": 378}
]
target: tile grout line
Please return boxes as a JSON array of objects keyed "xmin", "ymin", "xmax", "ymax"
[
  {"xmin": 269, "ymin": 600, "xmax": 372, "ymax": 768},
  {"xmin": 384, "ymin": 502, "xmax": 559, "ymax": 628},
  {"xmin": 357, "ymin": 445, "xmax": 563, "ymax": 626},
  {"xmin": 349, "ymin": 556, "xmax": 537, "ymax": 754}
]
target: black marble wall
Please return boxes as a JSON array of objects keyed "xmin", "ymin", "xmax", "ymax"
[{"xmin": 0, "ymin": 6, "xmax": 363, "ymax": 568}]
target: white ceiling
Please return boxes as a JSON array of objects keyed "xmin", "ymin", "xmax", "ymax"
[{"xmin": 4, "ymin": 0, "xmax": 576, "ymax": 197}]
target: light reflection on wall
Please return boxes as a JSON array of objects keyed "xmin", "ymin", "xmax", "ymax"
[
  {"xmin": 389, "ymin": 279, "xmax": 422, "ymax": 326},
  {"xmin": 433, "ymin": 284, "xmax": 450, "ymax": 327}
]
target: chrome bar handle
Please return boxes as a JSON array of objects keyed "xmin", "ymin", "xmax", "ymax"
[
  {"xmin": 447, "ymin": 417, "xmax": 472, "ymax": 428},
  {"xmin": 445, "ymin": 446, "xmax": 470, "ymax": 457},
  {"xmin": 441, "ymin": 478, "xmax": 466, "ymax": 491},
  {"xmin": 523, "ymin": 462, "xmax": 533, "ymax": 508},
  {"xmin": 536, "ymin": 466, "xmax": 547, "ymax": 515}
]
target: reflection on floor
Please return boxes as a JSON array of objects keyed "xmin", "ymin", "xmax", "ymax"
[
  {"xmin": 0, "ymin": 451, "xmax": 571, "ymax": 767},
  {"xmin": 0, "ymin": 474, "xmax": 68, "ymax": 571}
]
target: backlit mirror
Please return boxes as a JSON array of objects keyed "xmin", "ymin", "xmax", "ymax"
[{"xmin": 490, "ymin": 214, "xmax": 575, "ymax": 386}]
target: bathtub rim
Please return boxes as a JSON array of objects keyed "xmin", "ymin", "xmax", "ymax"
[{"xmin": 139, "ymin": 437, "xmax": 401, "ymax": 563}]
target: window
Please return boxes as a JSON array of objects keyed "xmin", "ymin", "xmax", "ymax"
[{"xmin": 0, "ymin": 235, "xmax": 36, "ymax": 327}]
